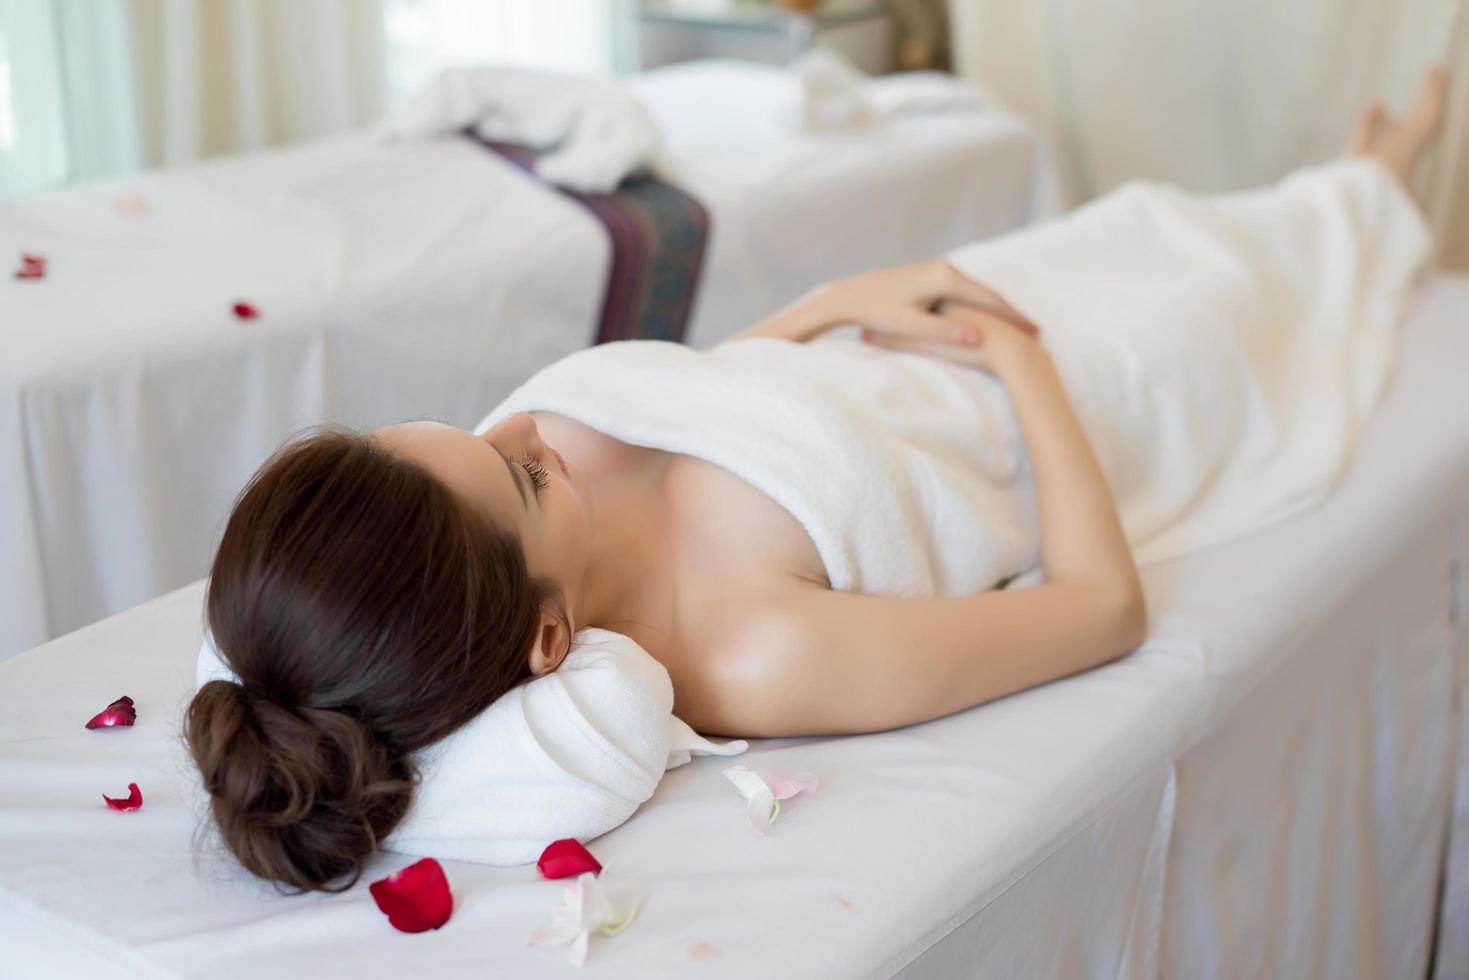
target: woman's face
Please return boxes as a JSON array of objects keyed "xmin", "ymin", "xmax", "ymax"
[{"xmin": 371, "ymin": 414, "xmax": 593, "ymax": 621}]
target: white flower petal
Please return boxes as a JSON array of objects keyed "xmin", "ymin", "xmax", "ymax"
[
  {"xmin": 761, "ymin": 770, "xmax": 820, "ymax": 800},
  {"xmin": 745, "ymin": 785, "xmax": 776, "ymax": 834},
  {"xmin": 528, "ymin": 921, "xmax": 583, "ymax": 946},
  {"xmin": 531, "ymin": 872, "xmax": 595, "ymax": 950},
  {"xmin": 723, "ymin": 765, "xmax": 769, "ymax": 799},
  {"xmin": 597, "ymin": 894, "xmax": 642, "ymax": 936},
  {"xmin": 569, "ymin": 928, "xmax": 590, "ymax": 967}
]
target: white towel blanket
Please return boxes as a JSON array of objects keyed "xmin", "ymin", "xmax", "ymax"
[
  {"xmin": 195, "ymin": 627, "xmax": 748, "ymax": 866},
  {"xmin": 376, "ymin": 65, "xmax": 662, "ymax": 193},
  {"xmin": 479, "ymin": 157, "xmax": 1433, "ymax": 597}
]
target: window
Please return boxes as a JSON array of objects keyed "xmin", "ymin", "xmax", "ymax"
[{"xmin": 0, "ymin": 0, "xmax": 70, "ymax": 197}]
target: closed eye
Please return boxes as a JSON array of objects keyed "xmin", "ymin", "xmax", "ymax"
[{"xmin": 510, "ymin": 452, "xmax": 550, "ymax": 494}]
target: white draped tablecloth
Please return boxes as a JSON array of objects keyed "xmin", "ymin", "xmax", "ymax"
[
  {"xmin": 0, "ymin": 276, "xmax": 1463, "ymax": 979},
  {"xmin": 0, "ymin": 134, "xmax": 609, "ymax": 662}
]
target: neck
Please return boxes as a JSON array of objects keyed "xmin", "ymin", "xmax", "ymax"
[{"xmin": 571, "ymin": 461, "xmax": 673, "ymax": 644}]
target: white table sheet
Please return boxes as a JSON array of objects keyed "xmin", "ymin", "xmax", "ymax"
[
  {"xmin": 1, "ymin": 276, "xmax": 1464, "ymax": 978},
  {"xmin": 0, "ymin": 135, "xmax": 611, "ymax": 663},
  {"xmin": 0, "ymin": 62, "xmax": 1062, "ymax": 662}
]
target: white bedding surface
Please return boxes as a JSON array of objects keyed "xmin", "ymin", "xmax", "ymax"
[
  {"xmin": 0, "ymin": 60, "xmax": 1060, "ymax": 662},
  {"xmin": 1, "ymin": 275, "xmax": 1464, "ymax": 978}
]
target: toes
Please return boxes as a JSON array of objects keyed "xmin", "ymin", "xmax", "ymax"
[
  {"xmin": 1349, "ymin": 102, "xmax": 1385, "ymax": 154},
  {"xmin": 1408, "ymin": 64, "xmax": 1449, "ymax": 137},
  {"xmin": 1427, "ymin": 63, "xmax": 1449, "ymax": 97}
]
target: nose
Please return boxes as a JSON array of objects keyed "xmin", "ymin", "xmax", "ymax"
[
  {"xmin": 485, "ymin": 412, "xmax": 545, "ymax": 459},
  {"xmin": 516, "ymin": 413, "xmax": 546, "ymax": 457}
]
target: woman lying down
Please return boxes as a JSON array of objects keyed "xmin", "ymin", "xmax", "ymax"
[{"xmin": 187, "ymin": 70, "xmax": 1448, "ymax": 891}]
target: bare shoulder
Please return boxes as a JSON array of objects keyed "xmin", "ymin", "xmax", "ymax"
[{"xmin": 664, "ymin": 586, "xmax": 812, "ymax": 739}]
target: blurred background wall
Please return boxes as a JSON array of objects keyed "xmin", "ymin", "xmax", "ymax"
[
  {"xmin": 2, "ymin": 0, "xmax": 1465, "ymax": 267},
  {"xmin": 946, "ymin": 0, "xmax": 1469, "ymax": 269}
]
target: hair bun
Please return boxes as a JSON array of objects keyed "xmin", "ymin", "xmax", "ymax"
[{"xmin": 186, "ymin": 679, "xmax": 415, "ymax": 892}]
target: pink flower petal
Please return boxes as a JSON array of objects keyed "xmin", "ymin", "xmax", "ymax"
[
  {"xmin": 724, "ymin": 765, "xmax": 817, "ymax": 834},
  {"xmin": 538, "ymin": 838, "xmax": 603, "ymax": 879},
  {"xmin": 103, "ymin": 782, "xmax": 143, "ymax": 811},
  {"xmin": 232, "ymin": 301, "xmax": 260, "ymax": 320},
  {"xmin": 759, "ymin": 771, "xmax": 819, "ymax": 800},
  {"xmin": 86, "ymin": 695, "xmax": 137, "ymax": 730},
  {"xmin": 369, "ymin": 857, "xmax": 453, "ymax": 933}
]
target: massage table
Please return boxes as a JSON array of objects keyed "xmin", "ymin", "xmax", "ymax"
[
  {"xmin": 0, "ymin": 59, "xmax": 1061, "ymax": 662},
  {"xmin": 1, "ymin": 274, "xmax": 1464, "ymax": 978}
]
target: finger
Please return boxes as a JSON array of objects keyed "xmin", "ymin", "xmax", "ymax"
[
  {"xmin": 937, "ymin": 294, "xmax": 1040, "ymax": 337},
  {"xmin": 863, "ymin": 331, "xmax": 981, "ymax": 366},
  {"xmin": 1350, "ymin": 101, "xmax": 1384, "ymax": 155},
  {"xmin": 977, "ymin": 296, "xmax": 1042, "ymax": 336},
  {"xmin": 892, "ymin": 307, "xmax": 984, "ymax": 345},
  {"xmin": 933, "ymin": 264, "xmax": 1042, "ymax": 336},
  {"xmin": 933, "ymin": 300, "xmax": 1041, "ymax": 343},
  {"xmin": 860, "ymin": 329, "xmax": 927, "ymax": 351}
]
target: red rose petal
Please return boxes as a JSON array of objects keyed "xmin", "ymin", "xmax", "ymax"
[
  {"xmin": 537, "ymin": 838, "xmax": 603, "ymax": 879},
  {"xmin": 232, "ymin": 301, "xmax": 259, "ymax": 320},
  {"xmin": 103, "ymin": 782, "xmax": 143, "ymax": 811},
  {"xmin": 14, "ymin": 254, "xmax": 45, "ymax": 279},
  {"xmin": 86, "ymin": 695, "xmax": 137, "ymax": 730},
  {"xmin": 369, "ymin": 857, "xmax": 453, "ymax": 933}
]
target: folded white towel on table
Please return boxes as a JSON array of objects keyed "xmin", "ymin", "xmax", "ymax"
[
  {"xmin": 377, "ymin": 65, "xmax": 663, "ymax": 193},
  {"xmin": 195, "ymin": 626, "xmax": 747, "ymax": 865},
  {"xmin": 479, "ymin": 156, "xmax": 1433, "ymax": 598},
  {"xmin": 791, "ymin": 48, "xmax": 993, "ymax": 132}
]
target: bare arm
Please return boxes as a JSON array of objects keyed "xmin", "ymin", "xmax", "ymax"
[
  {"xmin": 703, "ymin": 578, "xmax": 1145, "ymax": 738},
  {"xmin": 702, "ymin": 309, "xmax": 1146, "ymax": 738},
  {"xmin": 990, "ymin": 333, "xmax": 1143, "ymax": 594}
]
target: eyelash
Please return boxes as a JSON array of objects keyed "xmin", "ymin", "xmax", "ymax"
[{"xmin": 511, "ymin": 453, "xmax": 550, "ymax": 494}]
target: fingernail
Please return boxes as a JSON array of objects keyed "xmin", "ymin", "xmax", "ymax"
[{"xmin": 960, "ymin": 330, "xmax": 981, "ymax": 345}]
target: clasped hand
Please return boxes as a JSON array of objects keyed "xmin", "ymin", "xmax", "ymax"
[{"xmin": 744, "ymin": 258, "xmax": 1045, "ymax": 375}]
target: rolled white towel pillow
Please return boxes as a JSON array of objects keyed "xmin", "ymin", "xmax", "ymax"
[{"xmin": 194, "ymin": 624, "xmax": 746, "ymax": 866}]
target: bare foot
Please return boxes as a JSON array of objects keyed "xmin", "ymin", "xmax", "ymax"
[{"xmin": 1349, "ymin": 65, "xmax": 1449, "ymax": 198}]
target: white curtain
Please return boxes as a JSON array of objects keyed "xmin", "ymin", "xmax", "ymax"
[
  {"xmin": 128, "ymin": 0, "xmax": 388, "ymax": 166},
  {"xmin": 0, "ymin": 0, "xmax": 631, "ymax": 196},
  {"xmin": 0, "ymin": 0, "xmax": 387, "ymax": 195},
  {"xmin": 946, "ymin": 0, "xmax": 1469, "ymax": 269}
]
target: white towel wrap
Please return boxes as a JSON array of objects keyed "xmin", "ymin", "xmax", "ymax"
[{"xmin": 478, "ymin": 157, "xmax": 1433, "ymax": 598}]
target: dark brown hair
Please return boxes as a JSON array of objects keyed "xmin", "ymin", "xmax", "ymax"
[{"xmin": 185, "ymin": 424, "xmax": 563, "ymax": 893}]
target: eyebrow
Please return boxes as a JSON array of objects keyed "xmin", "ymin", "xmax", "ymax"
[{"xmin": 490, "ymin": 445, "xmax": 530, "ymax": 510}]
